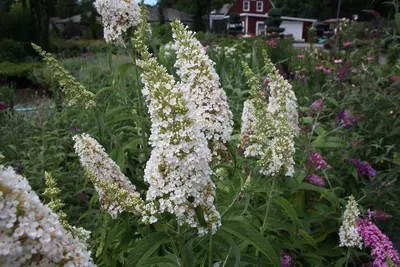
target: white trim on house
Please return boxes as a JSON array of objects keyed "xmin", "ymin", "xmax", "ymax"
[
  {"xmin": 245, "ymin": 16, "xmax": 249, "ymax": 33},
  {"xmin": 243, "ymin": 1, "xmax": 250, "ymax": 12},
  {"xmin": 255, "ymin": 21, "xmax": 265, "ymax": 35},
  {"xmin": 256, "ymin": 1, "xmax": 263, "ymax": 12},
  {"xmin": 223, "ymin": 13, "xmax": 316, "ymax": 22}
]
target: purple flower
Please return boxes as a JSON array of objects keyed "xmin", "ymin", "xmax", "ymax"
[
  {"xmin": 334, "ymin": 59, "xmax": 343, "ymax": 64},
  {"xmin": 280, "ymin": 250, "xmax": 296, "ymax": 267},
  {"xmin": 357, "ymin": 218, "xmax": 400, "ymax": 267},
  {"xmin": 294, "ymin": 71, "xmax": 300, "ymax": 81},
  {"xmin": 336, "ymin": 111, "xmax": 363, "ymax": 128},
  {"xmin": 337, "ymin": 61, "xmax": 352, "ymax": 81},
  {"xmin": 0, "ymin": 101, "xmax": 8, "ymax": 110},
  {"xmin": 368, "ymin": 209, "xmax": 392, "ymax": 222},
  {"xmin": 303, "ymin": 77, "xmax": 308, "ymax": 84},
  {"xmin": 72, "ymin": 126, "xmax": 81, "ymax": 131},
  {"xmin": 349, "ymin": 159, "xmax": 376, "ymax": 177},
  {"xmin": 308, "ymin": 152, "xmax": 331, "ymax": 171},
  {"xmin": 310, "ymin": 98, "xmax": 324, "ymax": 113},
  {"xmin": 305, "ymin": 174, "xmax": 326, "ymax": 187}
]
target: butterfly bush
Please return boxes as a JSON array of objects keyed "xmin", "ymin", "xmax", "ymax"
[
  {"xmin": 305, "ymin": 174, "xmax": 325, "ymax": 187},
  {"xmin": 339, "ymin": 195, "xmax": 363, "ymax": 249},
  {"xmin": 0, "ymin": 166, "xmax": 94, "ymax": 266},
  {"xmin": 73, "ymin": 134, "xmax": 155, "ymax": 222},
  {"xmin": 94, "ymin": 0, "xmax": 140, "ymax": 44},
  {"xmin": 241, "ymin": 55, "xmax": 299, "ymax": 177},
  {"xmin": 43, "ymin": 171, "xmax": 91, "ymax": 243},
  {"xmin": 32, "ymin": 44, "xmax": 96, "ymax": 109},
  {"xmin": 171, "ymin": 20, "xmax": 233, "ymax": 147},
  {"xmin": 133, "ymin": 6, "xmax": 220, "ymax": 235},
  {"xmin": 357, "ymin": 218, "xmax": 400, "ymax": 267},
  {"xmin": 307, "ymin": 152, "xmax": 331, "ymax": 171},
  {"xmin": 368, "ymin": 209, "xmax": 392, "ymax": 221},
  {"xmin": 349, "ymin": 158, "xmax": 376, "ymax": 177},
  {"xmin": 280, "ymin": 250, "xmax": 296, "ymax": 267}
]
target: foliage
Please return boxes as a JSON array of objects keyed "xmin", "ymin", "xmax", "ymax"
[
  {"xmin": 0, "ymin": 62, "xmax": 42, "ymax": 84},
  {"xmin": 1, "ymin": 6, "xmax": 400, "ymax": 267}
]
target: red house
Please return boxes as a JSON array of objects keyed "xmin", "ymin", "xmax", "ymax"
[{"xmin": 210, "ymin": 0, "xmax": 316, "ymax": 41}]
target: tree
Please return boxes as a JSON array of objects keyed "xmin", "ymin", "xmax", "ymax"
[
  {"xmin": 265, "ymin": 8, "xmax": 285, "ymax": 38},
  {"xmin": 55, "ymin": 0, "xmax": 77, "ymax": 18}
]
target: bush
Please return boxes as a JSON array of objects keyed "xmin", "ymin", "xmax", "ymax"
[
  {"xmin": 151, "ymin": 24, "xmax": 173, "ymax": 44},
  {"xmin": 0, "ymin": 39, "xmax": 29, "ymax": 62},
  {"xmin": 50, "ymin": 38, "xmax": 108, "ymax": 56},
  {"xmin": 0, "ymin": 62, "xmax": 41, "ymax": 85}
]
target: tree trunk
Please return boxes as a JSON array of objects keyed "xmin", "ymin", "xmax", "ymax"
[{"xmin": 30, "ymin": 0, "xmax": 50, "ymax": 50}]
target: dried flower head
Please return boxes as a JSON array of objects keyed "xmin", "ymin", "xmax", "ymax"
[
  {"xmin": 0, "ymin": 166, "xmax": 94, "ymax": 266},
  {"xmin": 339, "ymin": 195, "xmax": 363, "ymax": 249}
]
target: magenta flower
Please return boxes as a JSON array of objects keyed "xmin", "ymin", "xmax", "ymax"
[
  {"xmin": 316, "ymin": 65, "xmax": 325, "ymax": 71},
  {"xmin": 323, "ymin": 67, "xmax": 332, "ymax": 73},
  {"xmin": 297, "ymin": 53, "xmax": 305, "ymax": 58},
  {"xmin": 263, "ymin": 78, "xmax": 269, "ymax": 85},
  {"xmin": 367, "ymin": 56, "xmax": 375, "ymax": 61},
  {"xmin": 390, "ymin": 76, "xmax": 399, "ymax": 82},
  {"xmin": 342, "ymin": 41, "xmax": 353, "ymax": 47},
  {"xmin": 337, "ymin": 61, "xmax": 352, "ymax": 81},
  {"xmin": 349, "ymin": 159, "xmax": 376, "ymax": 177},
  {"xmin": 336, "ymin": 111, "xmax": 363, "ymax": 128},
  {"xmin": 310, "ymin": 98, "xmax": 324, "ymax": 113},
  {"xmin": 305, "ymin": 174, "xmax": 325, "ymax": 187},
  {"xmin": 267, "ymin": 39, "xmax": 277, "ymax": 48},
  {"xmin": 357, "ymin": 218, "xmax": 400, "ymax": 267},
  {"xmin": 0, "ymin": 101, "xmax": 8, "ymax": 110},
  {"xmin": 368, "ymin": 209, "xmax": 392, "ymax": 222},
  {"xmin": 280, "ymin": 250, "xmax": 296, "ymax": 267},
  {"xmin": 308, "ymin": 152, "xmax": 331, "ymax": 171},
  {"xmin": 334, "ymin": 59, "xmax": 343, "ymax": 64}
]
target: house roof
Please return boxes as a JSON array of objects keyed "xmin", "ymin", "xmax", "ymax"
[
  {"xmin": 54, "ymin": 12, "xmax": 92, "ymax": 24},
  {"xmin": 211, "ymin": 4, "xmax": 232, "ymax": 15},
  {"xmin": 148, "ymin": 7, "xmax": 194, "ymax": 22}
]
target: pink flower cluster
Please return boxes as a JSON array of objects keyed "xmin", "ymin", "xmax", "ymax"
[
  {"xmin": 357, "ymin": 219, "xmax": 400, "ymax": 267},
  {"xmin": 316, "ymin": 65, "xmax": 333, "ymax": 73},
  {"xmin": 368, "ymin": 209, "xmax": 392, "ymax": 222},
  {"xmin": 280, "ymin": 250, "xmax": 296, "ymax": 267},
  {"xmin": 310, "ymin": 98, "xmax": 324, "ymax": 113},
  {"xmin": 308, "ymin": 152, "xmax": 331, "ymax": 171},
  {"xmin": 305, "ymin": 174, "xmax": 326, "ymax": 187},
  {"xmin": 267, "ymin": 38, "xmax": 278, "ymax": 48}
]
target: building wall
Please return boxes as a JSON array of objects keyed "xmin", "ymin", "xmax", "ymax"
[
  {"xmin": 226, "ymin": 0, "xmax": 272, "ymax": 16},
  {"xmin": 281, "ymin": 20, "xmax": 304, "ymax": 40}
]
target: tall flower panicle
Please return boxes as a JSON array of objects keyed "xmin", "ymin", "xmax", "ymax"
[
  {"xmin": 32, "ymin": 44, "xmax": 96, "ymax": 109},
  {"xmin": 308, "ymin": 152, "xmax": 331, "ymax": 171},
  {"xmin": 133, "ymin": 4, "xmax": 220, "ymax": 235},
  {"xmin": 73, "ymin": 134, "xmax": 154, "ymax": 222},
  {"xmin": 43, "ymin": 171, "xmax": 91, "ymax": 243},
  {"xmin": 339, "ymin": 195, "xmax": 363, "ymax": 249},
  {"xmin": 171, "ymin": 20, "xmax": 233, "ymax": 145},
  {"xmin": 357, "ymin": 218, "xmax": 400, "ymax": 267},
  {"xmin": 0, "ymin": 166, "xmax": 95, "ymax": 266},
  {"xmin": 240, "ymin": 53, "xmax": 299, "ymax": 177},
  {"xmin": 94, "ymin": 0, "xmax": 140, "ymax": 44},
  {"xmin": 349, "ymin": 158, "xmax": 376, "ymax": 177}
]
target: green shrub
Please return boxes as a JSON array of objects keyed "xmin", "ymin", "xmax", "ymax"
[
  {"xmin": 0, "ymin": 39, "xmax": 29, "ymax": 62},
  {"xmin": 50, "ymin": 39, "xmax": 108, "ymax": 56},
  {"xmin": 151, "ymin": 24, "xmax": 173, "ymax": 44},
  {"xmin": 387, "ymin": 43, "xmax": 400, "ymax": 65},
  {"xmin": 0, "ymin": 62, "xmax": 41, "ymax": 84}
]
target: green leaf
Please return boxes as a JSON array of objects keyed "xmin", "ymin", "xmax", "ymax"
[
  {"xmin": 137, "ymin": 256, "xmax": 178, "ymax": 267},
  {"xmin": 118, "ymin": 63, "xmax": 133, "ymax": 78},
  {"xmin": 325, "ymin": 97, "xmax": 339, "ymax": 107},
  {"xmin": 183, "ymin": 239, "xmax": 195, "ymax": 267},
  {"xmin": 395, "ymin": 13, "xmax": 400, "ymax": 31},
  {"xmin": 127, "ymin": 232, "xmax": 169, "ymax": 266},
  {"xmin": 298, "ymin": 229, "xmax": 318, "ymax": 249},
  {"xmin": 312, "ymin": 136, "xmax": 347, "ymax": 148},
  {"xmin": 222, "ymin": 220, "xmax": 279, "ymax": 266},
  {"xmin": 273, "ymin": 196, "xmax": 301, "ymax": 234}
]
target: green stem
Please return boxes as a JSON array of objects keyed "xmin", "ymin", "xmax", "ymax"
[
  {"xmin": 208, "ymin": 235, "xmax": 213, "ymax": 267},
  {"xmin": 178, "ymin": 225, "xmax": 185, "ymax": 267},
  {"xmin": 322, "ymin": 170, "xmax": 335, "ymax": 194},
  {"xmin": 345, "ymin": 248, "xmax": 350, "ymax": 267}
]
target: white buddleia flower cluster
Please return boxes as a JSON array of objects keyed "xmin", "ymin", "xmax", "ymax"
[
  {"xmin": 133, "ymin": 5, "xmax": 221, "ymax": 235},
  {"xmin": 241, "ymin": 55, "xmax": 298, "ymax": 177},
  {"xmin": 73, "ymin": 134, "xmax": 156, "ymax": 222},
  {"xmin": 94, "ymin": 0, "xmax": 140, "ymax": 44},
  {"xmin": 0, "ymin": 166, "xmax": 95, "ymax": 266},
  {"xmin": 171, "ymin": 20, "xmax": 233, "ymax": 145},
  {"xmin": 339, "ymin": 195, "xmax": 363, "ymax": 249}
]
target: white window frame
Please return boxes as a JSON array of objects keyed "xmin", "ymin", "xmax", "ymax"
[
  {"xmin": 243, "ymin": 1, "xmax": 250, "ymax": 12},
  {"xmin": 256, "ymin": 1, "xmax": 263, "ymax": 12}
]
